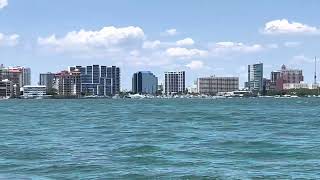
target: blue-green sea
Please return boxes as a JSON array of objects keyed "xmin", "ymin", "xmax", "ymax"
[{"xmin": 0, "ymin": 98, "xmax": 320, "ymax": 179}]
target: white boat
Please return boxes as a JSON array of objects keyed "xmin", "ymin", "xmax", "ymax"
[{"xmin": 128, "ymin": 94, "xmax": 146, "ymax": 99}]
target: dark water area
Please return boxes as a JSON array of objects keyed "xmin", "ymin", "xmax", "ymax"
[{"xmin": 0, "ymin": 98, "xmax": 320, "ymax": 179}]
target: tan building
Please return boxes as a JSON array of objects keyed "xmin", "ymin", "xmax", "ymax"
[
  {"xmin": 197, "ymin": 76, "xmax": 239, "ymax": 95},
  {"xmin": 56, "ymin": 70, "xmax": 81, "ymax": 97}
]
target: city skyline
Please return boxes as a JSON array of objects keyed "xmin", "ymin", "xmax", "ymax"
[{"xmin": 0, "ymin": 0, "xmax": 320, "ymax": 89}]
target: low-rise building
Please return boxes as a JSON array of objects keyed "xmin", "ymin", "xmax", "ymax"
[
  {"xmin": 0, "ymin": 79, "xmax": 13, "ymax": 98},
  {"xmin": 283, "ymin": 83, "xmax": 309, "ymax": 90},
  {"xmin": 23, "ymin": 85, "xmax": 46, "ymax": 98},
  {"xmin": 197, "ymin": 76, "xmax": 239, "ymax": 95}
]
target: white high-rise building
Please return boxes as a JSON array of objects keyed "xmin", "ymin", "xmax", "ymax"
[{"xmin": 164, "ymin": 71, "xmax": 185, "ymax": 94}]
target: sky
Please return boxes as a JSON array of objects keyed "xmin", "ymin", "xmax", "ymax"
[{"xmin": 0, "ymin": 0, "xmax": 319, "ymax": 90}]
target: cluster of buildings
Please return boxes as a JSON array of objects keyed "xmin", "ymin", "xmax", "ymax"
[
  {"xmin": 0, "ymin": 64, "xmax": 31, "ymax": 98},
  {"xmin": 0, "ymin": 61, "xmax": 318, "ymax": 99},
  {"xmin": 245, "ymin": 63, "xmax": 313, "ymax": 94},
  {"xmin": 39, "ymin": 65, "xmax": 121, "ymax": 97}
]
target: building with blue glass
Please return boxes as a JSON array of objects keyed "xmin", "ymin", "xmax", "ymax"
[
  {"xmin": 132, "ymin": 71, "xmax": 158, "ymax": 94},
  {"xmin": 69, "ymin": 65, "xmax": 120, "ymax": 96}
]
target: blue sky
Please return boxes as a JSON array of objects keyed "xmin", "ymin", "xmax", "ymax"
[{"xmin": 0, "ymin": 0, "xmax": 319, "ymax": 89}]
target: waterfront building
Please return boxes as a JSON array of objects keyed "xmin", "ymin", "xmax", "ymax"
[
  {"xmin": 157, "ymin": 84, "xmax": 164, "ymax": 95},
  {"xmin": 0, "ymin": 79, "xmax": 13, "ymax": 98},
  {"xmin": 39, "ymin": 72, "xmax": 56, "ymax": 93},
  {"xmin": 132, "ymin": 71, "xmax": 158, "ymax": 94},
  {"xmin": 248, "ymin": 63, "xmax": 263, "ymax": 92},
  {"xmin": 270, "ymin": 71, "xmax": 283, "ymax": 91},
  {"xmin": 0, "ymin": 66, "xmax": 31, "ymax": 96},
  {"xmin": 164, "ymin": 71, "xmax": 185, "ymax": 94},
  {"xmin": 197, "ymin": 76, "xmax": 239, "ymax": 95},
  {"xmin": 268, "ymin": 65, "xmax": 304, "ymax": 91},
  {"xmin": 70, "ymin": 65, "xmax": 120, "ymax": 96},
  {"xmin": 262, "ymin": 78, "xmax": 272, "ymax": 95},
  {"xmin": 271, "ymin": 71, "xmax": 281, "ymax": 82},
  {"xmin": 107, "ymin": 66, "xmax": 121, "ymax": 95},
  {"xmin": 283, "ymin": 83, "xmax": 309, "ymax": 90},
  {"xmin": 23, "ymin": 85, "xmax": 46, "ymax": 98},
  {"xmin": 22, "ymin": 67, "xmax": 31, "ymax": 86},
  {"xmin": 280, "ymin": 65, "xmax": 304, "ymax": 84},
  {"xmin": 187, "ymin": 84, "xmax": 198, "ymax": 94},
  {"xmin": 56, "ymin": 70, "xmax": 81, "ymax": 97}
]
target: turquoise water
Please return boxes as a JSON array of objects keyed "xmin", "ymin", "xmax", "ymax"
[{"xmin": 0, "ymin": 98, "xmax": 320, "ymax": 179}]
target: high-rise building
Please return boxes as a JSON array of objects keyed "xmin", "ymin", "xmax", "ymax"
[
  {"xmin": 69, "ymin": 65, "xmax": 120, "ymax": 96},
  {"xmin": 248, "ymin": 63, "xmax": 263, "ymax": 92},
  {"xmin": 164, "ymin": 71, "xmax": 185, "ymax": 94},
  {"xmin": 0, "ymin": 66, "xmax": 31, "ymax": 96},
  {"xmin": 39, "ymin": 73, "xmax": 56, "ymax": 93},
  {"xmin": 22, "ymin": 68, "xmax": 31, "ymax": 86},
  {"xmin": 132, "ymin": 71, "xmax": 158, "ymax": 94},
  {"xmin": 56, "ymin": 70, "xmax": 81, "ymax": 97},
  {"xmin": 197, "ymin": 76, "xmax": 239, "ymax": 95},
  {"xmin": 107, "ymin": 66, "xmax": 120, "ymax": 95}
]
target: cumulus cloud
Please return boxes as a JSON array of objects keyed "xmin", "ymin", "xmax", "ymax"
[
  {"xmin": 176, "ymin": 38, "xmax": 194, "ymax": 46},
  {"xmin": 262, "ymin": 19, "xmax": 320, "ymax": 35},
  {"xmin": 186, "ymin": 60, "xmax": 204, "ymax": 70},
  {"xmin": 38, "ymin": 26, "xmax": 145, "ymax": 52},
  {"xmin": 166, "ymin": 47, "xmax": 208, "ymax": 58},
  {"xmin": 142, "ymin": 40, "xmax": 161, "ymax": 49},
  {"xmin": 0, "ymin": 33, "xmax": 19, "ymax": 46},
  {"xmin": 0, "ymin": 0, "xmax": 8, "ymax": 9},
  {"xmin": 210, "ymin": 42, "xmax": 264, "ymax": 55},
  {"xmin": 164, "ymin": 28, "xmax": 178, "ymax": 36}
]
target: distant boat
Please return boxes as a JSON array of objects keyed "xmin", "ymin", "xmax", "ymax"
[{"xmin": 128, "ymin": 94, "xmax": 146, "ymax": 99}]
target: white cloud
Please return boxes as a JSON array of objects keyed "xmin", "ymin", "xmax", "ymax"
[
  {"xmin": 176, "ymin": 38, "xmax": 194, "ymax": 46},
  {"xmin": 0, "ymin": 33, "xmax": 19, "ymax": 46},
  {"xmin": 186, "ymin": 60, "xmax": 204, "ymax": 70},
  {"xmin": 0, "ymin": 0, "xmax": 8, "ymax": 9},
  {"xmin": 210, "ymin": 42, "xmax": 264, "ymax": 55},
  {"xmin": 38, "ymin": 26, "xmax": 145, "ymax": 52},
  {"xmin": 142, "ymin": 40, "xmax": 161, "ymax": 49},
  {"xmin": 263, "ymin": 19, "xmax": 320, "ymax": 35},
  {"xmin": 284, "ymin": 41, "xmax": 301, "ymax": 48},
  {"xmin": 166, "ymin": 47, "xmax": 208, "ymax": 58},
  {"xmin": 164, "ymin": 28, "xmax": 178, "ymax": 36}
]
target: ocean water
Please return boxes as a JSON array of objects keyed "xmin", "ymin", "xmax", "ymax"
[{"xmin": 0, "ymin": 98, "xmax": 320, "ymax": 179}]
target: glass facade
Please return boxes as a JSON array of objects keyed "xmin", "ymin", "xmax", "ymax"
[
  {"xmin": 248, "ymin": 63, "xmax": 263, "ymax": 92},
  {"xmin": 132, "ymin": 71, "xmax": 158, "ymax": 94},
  {"xmin": 70, "ymin": 65, "xmax": 120, "ymax": 96}
]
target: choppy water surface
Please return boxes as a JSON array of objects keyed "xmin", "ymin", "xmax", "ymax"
[{"xmin": 0, "ymin": 98, "xmax": 320, "ymax": 179}]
